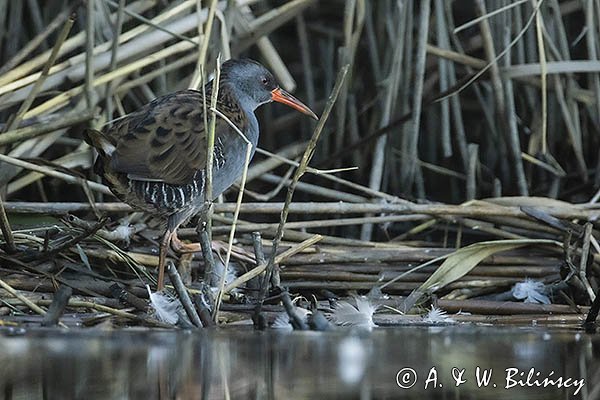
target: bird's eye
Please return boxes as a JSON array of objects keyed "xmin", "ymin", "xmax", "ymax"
[{"xmin": 261, "ymin": 77, "xmax": 269, "ymax": 85}]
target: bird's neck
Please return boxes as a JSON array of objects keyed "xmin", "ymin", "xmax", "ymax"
[
  {"xmin": 227, "ymin": 82, "xmax": 262, "ymax": 113},
  {"xmin": 202, "ymin": 79, "xmax": 260, "ymax": 145},
  {"xmin": 203, "ymin": 78, "xmax": 264, "ymax": 114}
]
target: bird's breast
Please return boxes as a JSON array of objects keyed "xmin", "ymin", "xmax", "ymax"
[{"xmin": 209, "ymin": 111, "xmax": 259, "ymax": 197}]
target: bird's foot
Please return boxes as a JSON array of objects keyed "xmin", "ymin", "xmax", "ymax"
[
  {"xmin": 170, "ymin": 232, "xmax": 202, "ymax": 253},
  {"xmin": 211, "ymin": 240, "xmax": 256, "ymax": 264},
  {"xmin": 170, "ymin": 232, "xmax": 255, "ymax": 264}
]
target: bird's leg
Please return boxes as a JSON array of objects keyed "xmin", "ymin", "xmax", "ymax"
[{"xmin": 157, "ymin": 229, "xmax": 173, "ymax": 291}]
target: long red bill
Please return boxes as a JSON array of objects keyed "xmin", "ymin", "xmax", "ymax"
[{"xmin": 271, "ymin": 87, "xmax": 318, "ymax": 120}]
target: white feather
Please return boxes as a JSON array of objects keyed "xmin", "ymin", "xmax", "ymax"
[
  {"xmin": 329, "ymin": 296, "xmax": 376, "ymax": 328},
  {"xmin": 271, "ymin": 313, "xmax": 294, "ymax": 330},
  {"xmin": 147, "ymin": 286, "xmax": 180, "ymax": 325},
  {"xmin": 211, "ymin": 259, "xmax": 240, "ymax": 290},
  {"xmin": 112, "ymin": 225, "xmax": 135, "ymax": 246},
  {"xmin": 423, "ymin": 305, "xmax": 455, "ymax": 323},
  {"xmin": 512, "ymin": 279, "xmax": 550, "ymax": 304}
]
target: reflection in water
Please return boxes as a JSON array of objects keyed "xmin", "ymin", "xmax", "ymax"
[{"xmin": 0, "ymin": 327, "xmax": 597, "ymax": 399}]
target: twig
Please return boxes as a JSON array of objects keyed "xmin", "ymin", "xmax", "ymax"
[
  {"xmin": 34, "ymin": 298, "xmax": 170, "ymax": 327},
  {"xmin": 199, "ymin": 228, "xmax": 218, "ymax": 286},
  {"xmin": 453, "ymin": 0, "xmax": 529, "ymax": 34},
  {"xmin": 437, "ymin": 299, "xmax": 584, "ymax": 315},
  {"xmin": 250, "ymin": 231, "xmax": 266, "ymax": 298},
  {"xmin": 103, "ymin": 0, "xmax": 198, "ymax": 45},
  {"xmin": 5, "ymin": 201, "xmax": 600, "ymax": 220},
  {"xmin": 110, "ymin": 283, "xmax": 147, "ymax": 311},
  {"xmin": 209, "ymin": 214, "xmax": 427, "ymax": 234},
  {"xmin": 0, "ymin": 195, "xmax": 17, "ymax": 254},
  {"xmin": 41, "ymin": 285, "xmax": 73, "ymax": 327},
  {"xmin": 30, "ymin": 217, "xmax": 108, "ymax": 261},
  {"xmin": 262, "ymin": 65, "xmax": 349, "ymax": 301},
  {"xmin": 224, "ymin": 234, "xmax": 323, "ymax": 293},
  {"xmin": 166, "ymin": 262, "xmax": 203, "ymax": 327},
  {"xmin": 0, "ymin": 278, "xmax": 70, "ymax": 328}
]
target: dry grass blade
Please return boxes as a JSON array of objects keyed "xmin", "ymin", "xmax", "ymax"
[
  {"xmin": 404, "ymin": 239, "xmax": 560, "ymax": 309},
  {"xmin": 224, "ymin": 234, "xmax": 323, "ymax": 293}
]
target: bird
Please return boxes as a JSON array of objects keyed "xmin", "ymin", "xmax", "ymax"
[{"xmin": 85, "ymin": 58, "xmax": 317, "ymax": 290}]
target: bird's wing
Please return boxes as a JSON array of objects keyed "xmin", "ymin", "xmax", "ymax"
[{"xmin": 106, "ymin": 90, "xmax": 219, "ymax": 185}]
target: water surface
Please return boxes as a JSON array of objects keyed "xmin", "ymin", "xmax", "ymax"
[{"xmin": 0, "ymin": 326, "xmax": 595, "ymax": 399}]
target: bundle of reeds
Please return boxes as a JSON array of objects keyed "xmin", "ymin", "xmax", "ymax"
[{"xmin": 0, "ymin": 0, "xmax": 598, "ymax": 329}]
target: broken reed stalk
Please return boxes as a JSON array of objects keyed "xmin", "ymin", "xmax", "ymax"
[
  {"xmin": 33, "ymin": 297, "xmax": 170, "ymax": 327},
  {"xmin": 199, "ymin": 229, "xmax": 218, "ymax": 286},
  {"xmin": 251, "ymin": 231, "xmax": 268, "ymax": 293},
  {"xmin": 437, "ymin": 299, "xmax": 586, "ymax": 315},
  {"xmin": 209, "ymin": 214, "xmax": 427, "ymax": 233},
  {"xmin": 579, "ymin": 223, "xmax": 595, "ymax": 301},
  {"xmin": 534, "ymin": 0, "xmax": 548, "ymax": 154},
  {"xmin": 0, "ymin": 278, "xmax": 67, "ymax": 328},
  {"xmin": 166, "ymin": 261, "xmax": 203, "ymax": 327},
  {"xmin": 0, "ymin": 196, "xmax": 16, "ymax": 254},
  {"xmin": 259, "ymin": 64, "xmax": 349, "ymax": 303},
  {"xmin": 5, "ymin": 200, "xmax": 600, "ymax": 220},
  {"xmin": 41, "ymin": 285, "xmax": 73, "ymax": 327},
  {"xmin": 224, "ymin": 234, "xmax": 323, "ymax": 293}
]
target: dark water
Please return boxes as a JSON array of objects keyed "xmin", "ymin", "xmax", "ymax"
[{"xmin": 0, "ymin": 326, "xmax": 596, "ymax": 399}]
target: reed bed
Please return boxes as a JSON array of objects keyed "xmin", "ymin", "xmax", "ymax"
[{"xmin": 0, "ymin": 0, "xmax": 599, "ymax": 330}]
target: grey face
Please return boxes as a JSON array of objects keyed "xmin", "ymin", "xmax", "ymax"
[
  {"xmin": 219, "ymin": 58, "xmax": 318, "ymax": 120},
  {"xmin": 221, "ymin": 59, "xmax": 278, "ymax": 108}
]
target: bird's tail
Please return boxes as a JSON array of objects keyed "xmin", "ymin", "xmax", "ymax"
[
  {"xmin": 84, "ymin": 128, "xmax": 116, "ymax": 177},
  {"xmin": 83, "ymin": 128, "xmax": 116, "ymax": 157}
]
